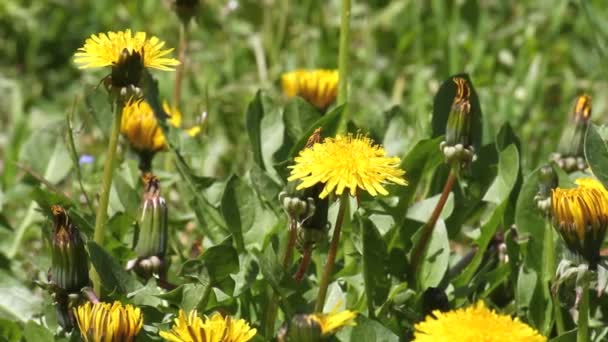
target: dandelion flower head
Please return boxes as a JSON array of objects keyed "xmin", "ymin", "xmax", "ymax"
[
  {"xmin": 414, "ymin": 301, "xmax": 546, "ymax": 342},
  {"xmin": 288, "ymin": 134, "xmax": 407, "ymax": 199}
]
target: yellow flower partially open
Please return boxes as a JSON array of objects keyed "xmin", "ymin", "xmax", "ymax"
[
  {"xmin": 159, "ymin": 310, "xmax": 256, "ymax": 342},
  {"xmin": 288, "ymin": 134, "xmax": 407, "ymax": 198},
  {"xmin": 74, "ymin": 301, "xmax": 143, "ymax": 342},
  {"xmin": 551, "ymin": 177, "xmax": 608, "ymax": 266},
  {"xmin": 282, "ymin": 69, "xmax": 339, "ymax": 110},
  {"xmin": 414, "ymin": 301, "xmax": 546, "ymax": 342},
  {"xmin": 121, "ymin": 100, "xmax": 199, "ymax": 153},
  {"xmin": 310, "ymin": 309, "xmax": 357, "ymax": 336},
  {"xmin": 74, "ymin": 29, "xmax": 179, "ymax": 70}
]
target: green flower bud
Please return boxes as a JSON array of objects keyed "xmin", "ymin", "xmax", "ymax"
[
  {"xmin": 173, "ymin": 0, "xmax": 200, "ymax": 25},
  {"xmin": 49, "ymin": 205, "xmax": 90, "ymax": 293},
  {"xmin": 534, "ymin": 164, "xmax": 558, "ymax": 215},
  {"xmin": 441, "ymin": 77, "xmax": 476, "ymax": 166},
  {"xmin": 283, "ymin": 314, "xmax": 323, "ymax": 342},
  {"xmin": 134, "ymin": 174, "xmax": 168, "ymax": 259},
  {"xmin": 553, "ymin": 95, "xmax": 592, "ymax": 172}
]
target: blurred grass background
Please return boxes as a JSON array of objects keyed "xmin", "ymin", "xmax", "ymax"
[{"xmin": 1, "ymin": 0, "xmax": 608, "ymax": 299}]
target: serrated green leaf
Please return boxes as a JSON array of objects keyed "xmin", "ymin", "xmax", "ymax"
[
  {"xmin": 585, "ymin": 124, "xmax": 608, "ymax": 188},
  {"xmin": 87, "ymin": 241, "xmax": 140, "ymax": 294},
  {"xmin": 359, "ymin": 216, "xmax": 390, "ymax": 314},
  {"xmin": 221, "ymin": 175, "xmax": 255, "ymax": 252}
]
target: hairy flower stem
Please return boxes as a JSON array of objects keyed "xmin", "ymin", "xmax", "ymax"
[
  {"xmin": 264, "ymin": 219, "xmax": 299, "ymax": 337},
  {"xmin": 314, "ymin": 193, "xmax": 349, "ymax": 312},
  {"xmin": 91, "ymin": 101, "xmax": 123, "ymax": 295},
  {"xmin": 337, "ymin": 0, "xmax": 351, "ymax": 127},
  {"xmin": 577, "ymin": 270, "xmax": 590, "ymax": 342},
  {"xmin": 294, "ymin": 247, "xmax": 312, "ymax": 282},
  {"xmin": 410, "ymin": 169, "xmax": 457, "ymax": 288}
]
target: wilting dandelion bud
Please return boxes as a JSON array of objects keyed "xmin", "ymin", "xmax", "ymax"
[
  {"xmin": 551, "ymin": 178, "xmax": 608, "ymax": 269},
  {"xmin": 441, "ymin": 78, "xmax": 476, "ymax": 166},
  {"xmin": 49, "ymin": 205, "xmax": 90, "ymax": 293},
  {"xmin": 128, "ymin": 174, "xmax": 168, "ymax": 278},
  {"xmin": 534, "ymin": 165, "xmax": 558, "ymax": 215},
  {"xmin": 552, "ymin": 95, "xmax": 592, "ymax": 172}
]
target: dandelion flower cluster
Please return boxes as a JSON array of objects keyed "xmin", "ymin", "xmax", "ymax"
[
  {"xmin": 160, "ymin": 310, "xmax": 256, "ymax": 342},
  {"xmin": 288, "ymin": 134, "xmax": 406, "ymax": 198},
  {"xmin": 414, "ymin": 301, "xmax": 546, "ymax": 342},
  {"xmin": 282, "ymin": 69, "xmax": 339, "ymax": 110},
  {"xmin": 73, "ymin": 301, "xmax": 143, "ymax": 342}
]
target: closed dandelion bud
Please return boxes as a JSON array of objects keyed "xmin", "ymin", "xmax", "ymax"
[
  {"xmin": 534, "ymin": 165, "xmax": 558, "ymax": 215},
  {"xmin": 551, "ymin": 178, "xmax": 608, "ymax": 269},
  {"xmin": 441, "ymin": 77, "xmax": 476, "ymax": 166},
  {"xmin": 553, "ymin": 95, "xmax": 592, "ymax": 172},
  {"xmin": 283, "ymin": 314, "xmax": 323, "ymax": 342},
  {"xmin": 173, "ymin": 0, "xmax": 200, "ymax": 25},
  {"xmin": 49, "ymin": 205, "xmax": 90, "ymax": 293},
  {"xmin": 134, "ymin": 174, "xmax": 168, "ymax": 260}
]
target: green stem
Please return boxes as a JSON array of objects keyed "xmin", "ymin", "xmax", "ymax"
[
  {"xmin": 91, "ymin": 101, "xmax": 123, "ymax": 295},
  {"xmin": 314, "ymin": 193, "xmax": 349, "ymax": 313},
  {"xmin": 553, "ymin": 290, "xmax": 566, "ymax": 336},
  {"xmin": 337, "ymin": 0, "xmax": 351, "ymax": 128},
  {"xmin": 410, "ymin": 169, "xmax": 457, "ymax": 288},
  {"xmin": 173, "ymin": 22, "xmax": 189, "ymax": 109},
  {"xmin": 264, "ymin": 219, "xmax": 298, "ymax": 337},
  {"xmin": 577, "ymin": 269, "xmax": 590, "ymax": 342}
]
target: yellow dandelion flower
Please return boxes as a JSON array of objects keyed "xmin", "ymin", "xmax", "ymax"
[
  {"xmin": 288, "ymin": 134, "xmax": 407, "ymax": 199},
  {"xmin": 551, "ymin": 177, "xmax": 608, "ymax": 267},
  {"xmin": 159, "ymin": 310, "xmax": 257, "ymax": 342},
  {"xmin": 414, "ymin": 301, "xmax": 546, "ymax": 342},
  {"xmin": 74, "ymin": 29, "xmax": 180, "ymax": 71},
  {"xmin": 121, "ymin": 99, "xmax": 199, "ymax": 153},
  {"xmin": 310, "ymin": 309, "xmax": 357, "ymax": 336},
  {"xmin": 74, "ymin": 301, "xmax": 143, "ymax": 342},
  {"xmin": 282, "ymin": 69, "xmax": 339, "ymax": 110}
]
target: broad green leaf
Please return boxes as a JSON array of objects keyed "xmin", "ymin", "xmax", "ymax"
[
  {"xmin": 453, "ymin": 202, "xmax": 506, "ymax": 288},
  {"xmin": 418, "ymin": 220, "xmax": 450, "ymax": 289},
  {"xmin": 287, "ymin": 104, "xmax": 345, "ymax": 159},
  {"xmin": 516, "ymin": 266, "xmax": 538, "ymax": 310},
  {"xmin": 181, "ymin": 240, "xmax": 239, "ymax": 288},
  {"xmin": 0, "ymin": 318, "xmax": 21, "ymax": 342},
  {"xmin": 359, "ymin": 216, "xmax": 390, "ymax": 313},
  {"xmin": 0, "ymin": 285, "xmax": 42, "ymax": 322},
  {"xmin": 585, "ymin": 124, "xmax": 608, "ymax": 188},
  {"xmin": 549, "ymin": 329, "xmax": 577, "ymax": 342},
  {"xmin": 395, "ymin": 137, "xmax": 443, "ymax": 212},
  {"xmin": 87, "ymin": 241, "xmax": 140, "ymax": 294},
  {"xmin": 406, "ymin": 192, "xmax": 454, "ymax": 223},
  {"xmin": 337, "ymin": 315, "xmax": 400, "ymax": 342},
  {"xmin": 23, "ymin": 321, "xmax": 53, "ymax": 342},
  {"xmin": 245, "ymin": 90, "xmax": 266, "ymax": 169},
  {"xmin": 482, "ymin": 144, "xmax": 519, "ymax": 204},
  {"xmin": 283, "ymin": 97, "xmax": 322, "ymax": 144},
  {"xmin": 221, "ymin": 175, "xmax": 255, "ymax": 252}
]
